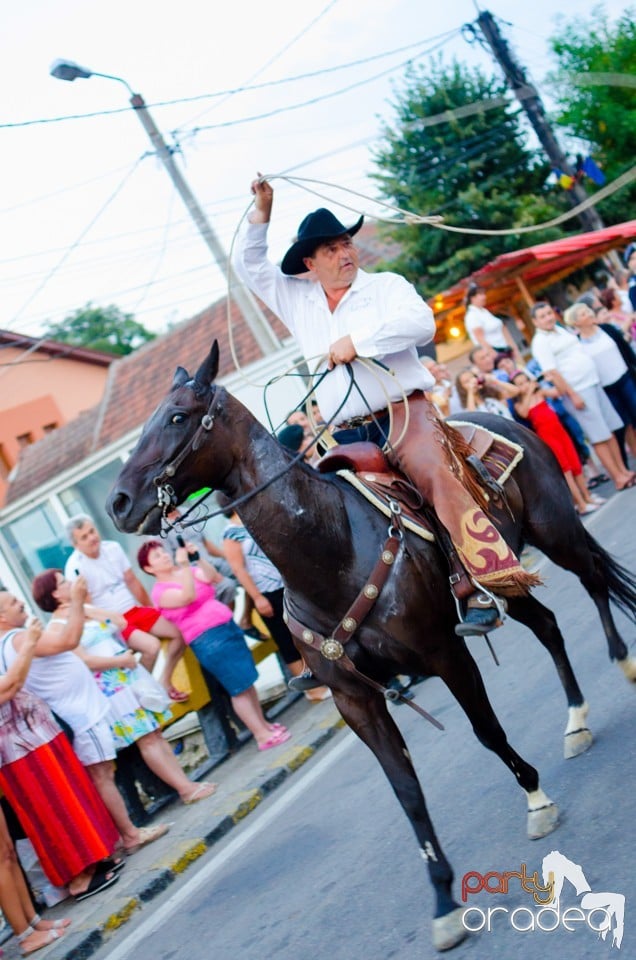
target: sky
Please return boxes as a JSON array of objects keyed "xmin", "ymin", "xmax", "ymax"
[{"xmin": 0, "ymin": 0, "xmax": 630, "ymax": 343}]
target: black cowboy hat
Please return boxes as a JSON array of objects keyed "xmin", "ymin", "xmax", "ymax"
[{"xmin": 281, "ymin": 208, "xmax": 364, "ymax": 276}]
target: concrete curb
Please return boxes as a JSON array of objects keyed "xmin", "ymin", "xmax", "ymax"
[{"xmin": 55, "ymin": 714, "xmax": 346, "ymax": 960}]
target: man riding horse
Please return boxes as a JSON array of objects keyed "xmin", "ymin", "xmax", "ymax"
[{"xmin": 233, "ymin": 177, "xmax": 539, "ymax": 687}]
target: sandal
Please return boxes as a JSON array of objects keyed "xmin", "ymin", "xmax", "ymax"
[
  {"xmin": 587, "ymin": 473, "xmax": 609, "ymax": 489},
  {"xmin": 17, "ymin": 925, "xmax": 67, "ymax": 956},
  {"xmin": 182, "ymin": 781, "xmax": 217, "ymax": 805},
  {"xmin": 99, "ymin": 855, "xmax": 126, "ymax": 873},
  {"xmin": 168, "ymin": 686, "xmax": 189, "ymax": 702},
  {"xmin": 28, "ymin": 915, "xmax": 71, "ymax": 932},
  {"xmin": 258, "ymin": 727, "xmax": 291, "ymax": 751},
  {"xmin": 123, "ymin": 822, "xmax": 170, "ymax": 856},
  {"xmin": 73, "ymin": 867, "xmax": 119, "ymax": 902}
]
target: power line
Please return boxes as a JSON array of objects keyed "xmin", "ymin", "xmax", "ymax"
[
  {"xmin": 130, "ymin": 184, "xmax": 177, "ymax": 313},
  {"xmin": 0, "ymin": 32, "xmax": 459, "ymax": 130},
  {"xmin": 187, "ymin": 38, "xmax": 456, "ymax": 135},
  {"xmin": 178, "ymin": 0, "xmax": 341, "ymax": 131},
  {"xmin": 7, "ymin": 154, "xmax": 148, "ymax": 331}
]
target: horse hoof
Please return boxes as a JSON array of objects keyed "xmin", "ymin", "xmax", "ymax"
[
  {"xmin": 564, "ymin": 727, "xmax": 593, "ymax": 759},
  {"xmin": 432, "ymin": 907, "xmax": 468, "ymax": 952},
  {"xmin": 618, "ymin": 656, "xmax": 636, "ymax": 684},
  {"xmin": 527, "ymin": 802, "xmax": 559, "ymax": 839}
]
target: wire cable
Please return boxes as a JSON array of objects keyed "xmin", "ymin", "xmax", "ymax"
[
  {"xmin": 177, "ymin": 0, "xmax": 341, "ymax": 131},
  {"xmin": 0, "ymin": 32, "xmax": 459, "ymax": 130},
  {"xmin": 0, "ymin": 154, "xmax": 148, "ymax": 375}
]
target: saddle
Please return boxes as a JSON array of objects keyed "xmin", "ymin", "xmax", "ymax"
[{"xmin": 316, "ymin": 421, "xmax": 524, "ymax": 543}]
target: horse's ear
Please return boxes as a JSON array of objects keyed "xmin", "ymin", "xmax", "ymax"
[
  {"xmin": 194, "ymin": 341, "xmax": 220, "ymax": 390},
  {"xmin": 172, "ymin": 366, "xmax": 190, "ymax": 389}
]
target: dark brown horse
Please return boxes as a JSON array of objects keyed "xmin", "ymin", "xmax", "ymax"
[{"xmin": 108, "ymin": 343, "xmax": 636, "ymax": 952}]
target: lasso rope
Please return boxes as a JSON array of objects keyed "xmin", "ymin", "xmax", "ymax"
[{"xmin": 224, "ymin": 162, "xmax": 636, "ymax": 391}]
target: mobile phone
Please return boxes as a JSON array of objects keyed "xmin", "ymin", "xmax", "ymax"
[{"xmin": 176, "ymin": 533, "xmax": 199, "ymax": 561}]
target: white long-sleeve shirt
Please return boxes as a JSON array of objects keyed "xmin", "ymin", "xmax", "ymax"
[{"xmin": 234, "ymin": 222, "xmax": 436, "ymax": 424}]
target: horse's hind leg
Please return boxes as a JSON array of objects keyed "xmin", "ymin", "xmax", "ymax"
[
  {"xmin": 332, "ymin": 688, "xmax": 467, "ymax": 952},
  {"xmin": 507, "ymin": 594, "xmax": 593, "ymax": 759},
  {"xmin": 525, "ymin": 517, "xmax": 636, "ymax": 682},
  {"xmin": 437, "ymin": 644, "xmax": 559, "ymax": 840}
]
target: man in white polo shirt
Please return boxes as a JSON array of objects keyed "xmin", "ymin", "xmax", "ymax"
[
  {"xmin": 530, "ymin": 301, "xmax": 633, "ymax": 491},
  {"xmin": 64, "ymin": 514, "xmax": 188, "ymax": 701}
]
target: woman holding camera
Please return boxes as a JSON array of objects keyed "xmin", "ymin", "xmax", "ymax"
[
  {"xmin": 455, "ymin": 367, "xmax": 517, "ymax": 419},
  {"xmin": 138, "ymin": 542, "xmax": 291, "ymax": 751}
]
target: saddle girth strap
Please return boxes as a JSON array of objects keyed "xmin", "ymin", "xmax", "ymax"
[{"xmin": 282, "ymin": 533, "xmax": 444, "ymax": 731}]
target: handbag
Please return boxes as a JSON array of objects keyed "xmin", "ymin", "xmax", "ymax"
[{"xmin": 129, "ymin": 664, "xmax": 172, "ymax": 714}]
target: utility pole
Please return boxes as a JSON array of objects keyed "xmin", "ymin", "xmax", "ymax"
[
  {"xmin": 474, "ymin": 10, "xmax": 605, "ymax": 233},
  {"xmin": 130, "ymin": 95, "xmax": 280, "ymax": 354}
]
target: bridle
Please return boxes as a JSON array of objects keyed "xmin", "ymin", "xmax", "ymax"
[{"xmin": 152, "ymin": 382, "xmax": 225, "ymax": 514}]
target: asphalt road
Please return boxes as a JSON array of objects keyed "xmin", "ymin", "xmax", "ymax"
[{"xmin": 91, "ymin": 490, "xmax": 636, "ymax": 960}]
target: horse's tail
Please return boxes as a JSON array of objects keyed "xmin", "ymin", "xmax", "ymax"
[{"xmin": 584, "ymin": 528, "xmax": 636, "ymax": 620}]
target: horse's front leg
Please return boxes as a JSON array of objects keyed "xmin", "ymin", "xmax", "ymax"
[
  {"xmin": 437, "ymin": 644, "xmax": 559, "ymax": 840},
  {"xmin": 332, "ymin": 686, "xmax": 467, "ymax": 952}
]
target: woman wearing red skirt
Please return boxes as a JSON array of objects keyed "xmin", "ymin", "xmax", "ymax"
[
  {"xmin": 0, "ymin": 610, "xmax": 120, "ymax": 954},
  {"xmin": 512, "ymin": 372, "xmax": 604, "ymax": 515}
]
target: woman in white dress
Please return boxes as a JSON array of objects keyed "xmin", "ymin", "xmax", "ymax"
[{"xmin": 464, "ymin": 284, "xmax": 522, "ymax": 363}]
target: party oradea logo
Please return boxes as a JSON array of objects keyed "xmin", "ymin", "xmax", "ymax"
[{"xmin": 461, "ymin": 850, "xmax": 624, "ymax": 948}]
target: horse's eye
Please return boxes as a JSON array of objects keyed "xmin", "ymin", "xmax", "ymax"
[{"xmin": 171, "ymin": 412, "xmax": 187, "ymax": 425}]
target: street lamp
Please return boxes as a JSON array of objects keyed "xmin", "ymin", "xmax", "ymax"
[{"xmin": 49, "ymin": 59, "xmax": 280, "ymax": 355}]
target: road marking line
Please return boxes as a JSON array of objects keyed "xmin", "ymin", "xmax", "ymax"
[{"xmin": 102, "ymin": 730, "xmax": 355, "ymax": 960}]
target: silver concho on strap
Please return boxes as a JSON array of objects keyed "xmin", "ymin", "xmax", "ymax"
[{"xmin": 320, "ymin": 638, "xmax": 344, "ymax": 660}]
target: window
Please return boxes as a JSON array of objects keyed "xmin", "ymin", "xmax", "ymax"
[
  {"xmin": 59, "ymin": 459, "xmax": 132, "ymax": 558},
  {"xmin": 1, "ymin": 504, "xmax": 71, "ymax": 583},
  {"xmin": 42, "ymin": 422, "xmax": 58, "ymax": 434},
  {"xmin": 16, "ymin": 432, "xmax": 33, "ymax": 449}
]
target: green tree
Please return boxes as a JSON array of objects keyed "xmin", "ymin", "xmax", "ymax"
[
  {"xmin": 372, "ymin": 58, "xmax": 565, "ymax": 295},
  {"xmin": 44, "ymin": 303, "xmax": 156, "ymax": 356},
  {"xmin": 549, "ymin": 6, "xmax": 636, "ymax": 224}
]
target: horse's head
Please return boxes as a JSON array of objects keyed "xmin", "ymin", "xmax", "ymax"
[{"xmin": 107, "ymin": 341, "xmax": 233, "ymax": 534}]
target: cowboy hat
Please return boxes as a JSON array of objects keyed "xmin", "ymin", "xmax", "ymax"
[{"xmin": 281, "ymin": 208, "xmax": 364, "ymax": 276}]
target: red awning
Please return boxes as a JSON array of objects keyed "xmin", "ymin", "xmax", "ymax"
[{"xmin": 432, "ymin": 220, "xmax": 636, "ymax": 321}]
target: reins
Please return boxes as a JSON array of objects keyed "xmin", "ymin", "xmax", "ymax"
[{"xmin": 156, "ymin": 358, "xmax": 414, "ymax": 539}]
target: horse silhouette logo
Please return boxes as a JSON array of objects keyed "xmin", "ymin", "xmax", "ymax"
[{"xmin": 542, "ymin": 850, "xmax": 625, "ymax": 949}]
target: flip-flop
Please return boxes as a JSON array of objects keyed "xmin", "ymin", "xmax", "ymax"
[
  {"xmin": 169, "ymin": 686, "xmax": 190, "ymax": 702},
  {"xmin": 100, "ymin": 856, "xmax": 126, "ymax": 873},
  {"xmin": 258, "ymin": 728, "xmax": 291, "ymax": 751},
  {"xmin": 123, "ymin": 822, "xmax": 170, "ymax": 856},
  {"xmin": 587, "ymin": 473, "xmax": 610, "ymax": 488},
  {"xmin": 74, "ymin": 868, "xmax": 119, "ymax": 902},
  {"xmin": 182, "ymin": 781, "xmax": 217, "ymax": 805}
]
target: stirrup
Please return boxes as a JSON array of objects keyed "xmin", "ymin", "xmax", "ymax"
[
  {"xmin": 288, "ymin": 671, "xmax": 323, "ymax": 692},
  {"xmin": 454, "ymin": 584, "xmax": 507, "ymax": 638}
]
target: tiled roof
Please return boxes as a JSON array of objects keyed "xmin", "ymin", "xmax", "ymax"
[
  {"xmin": 356, "ymin": 222, "xmax": 403, "ymax": 269},
  {"xmin": 0, "ymin": 330, "xmax": 115, "ymax": 366},
  {"xmin": 5, "ymin": 407, "xmax": 98, "ymax": 504},
  {"xmin": 94, "ymin": 296, "xmax": 286, "ymax": 449}
]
